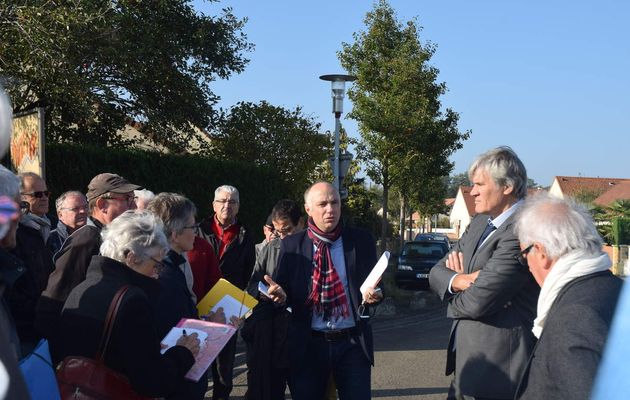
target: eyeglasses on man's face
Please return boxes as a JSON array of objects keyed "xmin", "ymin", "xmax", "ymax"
[
  {"xmin": 61, "ymin": 205, "xmax": 88, "ymax": 213},
  {"xmin": 102, "ymin": 194, "xmax": 135, "ymax": 206},
  {"xmin": 21, "ymin": 190, "xmax": 51, "ymax": 199},
  {"xmin": 182, "ymin": 222, "xmax": 201, "ymax": 230},
  {"xmin": 515, "ymin": 244, "xmax": 534, "ymax": 266},
  {"xmin": 214, "ymin": 199, "xmax": 238, "ymax": 205}
]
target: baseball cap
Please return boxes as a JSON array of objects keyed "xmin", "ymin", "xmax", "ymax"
[{"xmin": 86, "ymin": 173, "xmax": 142, "ymax": 201}]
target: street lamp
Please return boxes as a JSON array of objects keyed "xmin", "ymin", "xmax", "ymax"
[{"xmin": 319, "ymin": 74, "xmax": 356, "ymax": 197}]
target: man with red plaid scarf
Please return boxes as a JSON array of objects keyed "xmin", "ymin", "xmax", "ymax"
[{"xmin": 266, "ymin": 181, "xmax": 383, "ymax": 400}]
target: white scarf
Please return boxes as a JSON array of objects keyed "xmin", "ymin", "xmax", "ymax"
[
  {"xmin": 20, "ymin": 213, "xmax": 52, "ymax": 242},
  {"xmin": 532, "ymin": 249, "xmax": 611, "ymax": 338}
]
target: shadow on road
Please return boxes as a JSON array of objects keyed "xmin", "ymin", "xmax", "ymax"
[{"xmin": 372, "ymin": 386, "xmax": 449, "ymax": 397}]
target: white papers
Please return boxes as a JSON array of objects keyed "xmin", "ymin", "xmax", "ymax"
[
  {"xmin": 211, "ymin": 294, "xmax": 250, "ymax": 320},
  {"xmin": 160, "ymin": 327, "xmax": 207, "ymax": 354},
  {"xmin": 360, "ymin": 251, "xmax": 390, "ymax": 297}
]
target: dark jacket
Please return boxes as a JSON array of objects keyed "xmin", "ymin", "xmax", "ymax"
[
  {"xmin": 0, "ymin": 251, "xmax": 30, "ymax": 399},
  {"xmin": 58, "ymin": 255, "xmax": 195, "ymax": 398},
  {"xmin": 9, "ymin": 223, "xmax": 54, "ymax": 352},
  {"xmin": 515, "ymin": 270, "xmax": 622, "ymax": 400},
  {"xmin": 46, "ymin": 220, "xmax": 71, "ymax": 257},
  {"xmin": 274, "ymin": 227, "xmax": 378, "ymax": 367},
  {"xmin": 36, "ymin": 217, "xmax": 103, "ymax": 345},
  {"xmin": 242, "ymin": 237, "xmax": 290, "ymax": 400},
  {"xmin": 429, "ymin": 213, "xmax": 540, "ymax": 399},
  {"xmin": 198, "ymin": 217, "xmax": 255, "ymax": 290},
  {"xmin": 155, "ymin": 250, "xmax": 206, "ymax": 400}
]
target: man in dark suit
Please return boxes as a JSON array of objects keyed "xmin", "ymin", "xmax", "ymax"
[
  {"xmin": 513, "ymin": 194, "xmax": 622, "ymax": 400},
  {"xmin": 266, "ymin": 181, "xmax": 383, "ymax": 400},
  {"xmin": 429, "ymin": 146, "xmax": 539, "ymax": 400}
]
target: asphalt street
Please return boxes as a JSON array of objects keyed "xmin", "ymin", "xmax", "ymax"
[{"xmin": 216, "ymin": 289, "xmax": 451, "ymax": 400}]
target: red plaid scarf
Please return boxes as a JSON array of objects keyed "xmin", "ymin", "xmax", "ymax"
[{"xmin": 306, "ymin": 217, "xmax": 349, "ymax": 321}]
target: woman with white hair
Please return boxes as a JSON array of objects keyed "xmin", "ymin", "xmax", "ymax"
[{"xmin": 57, "ymin": 210, "xmax": 200, "ymax": 398}]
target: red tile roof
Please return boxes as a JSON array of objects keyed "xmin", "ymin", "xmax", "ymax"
[
  {"xmin": 554, "ymin": 176, "xmax": 630, "ymax": 198},
  {"xmin": 593, "ymin": 181, "xmax": 630, "ymax": 206}
]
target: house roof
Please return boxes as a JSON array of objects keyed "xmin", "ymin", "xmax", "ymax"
[
  {"xmin": 445, "ymin": 198, "xmax": 456, "ymax": 208},
  {"xmin": 593, "ymin": 181, "xmax": 630, "ymax": 206},
  {"xmin": 554, "ymin": 176, "xmax": 630, "ymax": 198},
  {"xmin": 460, "ymin": 186, "xmax": 476, "ymax": 216}
]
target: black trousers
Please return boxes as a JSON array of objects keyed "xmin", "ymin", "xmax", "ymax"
[{"xmin": 211, "ymin": 334, "xmax": 238, "ymax": 400}]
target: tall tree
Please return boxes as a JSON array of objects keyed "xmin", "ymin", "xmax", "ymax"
[
  {"xmin": 0, "ymin": 1, "xmax": 252, "ymax": 152},
  {"xmin": 212, "ymin": 101, "xmax": 330, "ymax": 197},
  {"xmin": 338, "ymin": 0, "xmax": 469, "ymax": 250}
]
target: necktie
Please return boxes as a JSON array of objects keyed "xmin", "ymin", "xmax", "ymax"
[{"xmin": 475, "ymin": 219, "xmax": 496, "ymax": 250}]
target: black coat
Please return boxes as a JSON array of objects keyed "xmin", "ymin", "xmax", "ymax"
[
  {"xmin": 515, "ymin": 270, "xmax": 622, "ymax": 400},
  {"xmin": 58, "ymin": 255, "xmax": 195, "ymax": 398},
  {"xmin": 274, "ymin": 227, "xmax": 378, "ymax": 367},
  {"xmin": 9, "ymin": 223, "xmax": 54, "ymax": 352}
]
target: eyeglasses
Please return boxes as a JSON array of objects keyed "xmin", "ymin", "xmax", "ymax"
[
  {"xmin": 102, "ymin": 194, "xmax": 135, "ymax": 206},
  {"xmin": 214, "ymin": 199, "xmax": 238, "ymax": 205},
  {"xmin": 183, "ymin": 222, "xmax": 201, "ymax": 230},
  {"xmin": 21, "ymin": 190, "xmax": 51, "ymax": 199},
  {"xmin": 60, "ymin": 205, "xmax": 88, "ymax": 212},
  {"xmin": 150, "ymin": 256, "xmax": 166, "ymax": 273},
  {"xmin": 515, "ymin": 244, "xmax": 534, "ymax": 266}
]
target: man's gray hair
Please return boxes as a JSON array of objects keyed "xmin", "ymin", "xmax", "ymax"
[
  {"xmin": 55, "ymin": 191, "xmax": 86, "ymax": 212},
  {"xmin": 0, "ymin": 165, "xmax": 19, "ymax": 198},
  {"xmin": 100, "ymin": 210, "xmax": 168, "ymax": 263},
  {"xmin": 515, "ymin": 193, "xmax": 603, "ymax": 259},
  {"xmin": 214, "ymin": 185, "xmax": 239, "ymax": 202},
  {"xmin": 134, "ymin": 189, "xmax": 155, "ymax": 202},
  {"xmin": 468, "ymin": 146, "xmax": 527, "ymax": 199},
  {"xmin": 146, "ymin": 192, "xmax": 196, "ymax": 239},
  {"xmin": 18, "ymin": 171, "xmax": 43, "ymax": 192}
]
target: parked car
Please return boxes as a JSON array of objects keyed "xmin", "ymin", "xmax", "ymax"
[
  {"xmin": 414, "ymin": 232, "xmax": 452, "ymax": 249},
  {"xmin": 395, "ymin": 240, "xmax": 449, "ymax": 289}
]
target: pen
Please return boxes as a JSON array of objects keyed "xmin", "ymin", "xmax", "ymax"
[{"xmin": 182, "ymin": 329, "xmax": 187, "ymax": 337}]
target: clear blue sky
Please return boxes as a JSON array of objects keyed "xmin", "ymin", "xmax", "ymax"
[{"xmin": 194, "ymin": 0, "xmax": 629, "ymax": 187}]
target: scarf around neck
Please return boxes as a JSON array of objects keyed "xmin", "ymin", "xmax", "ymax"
[
  {"xmin": 306, "ymin": 217, "xmax": 349, "ymax": 321},
  {"xmin": 20, "ymin": 212, "xmax": 52, "ymax": 242},
  {"xmin": 532, "ymin": 249, "xmax": 611, "ymax": 338}
]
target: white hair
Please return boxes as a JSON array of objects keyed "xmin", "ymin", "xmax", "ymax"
[
  {"xmin": 469, "ymin": 146, "xmax": 528, "ymax": 199},
  {"xmin": 134, "ymin": 189, "xmax": 155, "ymax": 202},
  {"xmin": 214, "ymin": 185, "xmax": 239, "ymax": 202},
  {"xmin": 100, "ymin": 210, "xmax": 168, "ymax": 263},
  {"xmin": 515, "ymin": 193, "xmax": 603, "ymax": 259},
  {"xmin": 55, "ymin": 191, "xmax": 86, "ymax": 212}
]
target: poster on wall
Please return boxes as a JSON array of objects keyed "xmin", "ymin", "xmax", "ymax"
[{"xmin": 11, "ymin": 108, "xmax": 45, "ymax": 179}]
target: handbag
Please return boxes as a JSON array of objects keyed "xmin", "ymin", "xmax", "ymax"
[{"xmin": 55, "ymin": 285, "xmax": 152, "ymax": 400}]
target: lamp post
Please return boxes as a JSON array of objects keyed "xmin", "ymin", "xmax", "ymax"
[{"xmin": 319, "ymin": 74, "xmax": 356, "ymax": 196}]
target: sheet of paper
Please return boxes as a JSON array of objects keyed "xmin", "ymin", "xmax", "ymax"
[
  {"xmin": 360, "ymin": 251, "xmax": 390, "ymax": 296},
  {"xmin": 211, "ymin": 294, "xmax": 250, "ymax": 320},
  {"xmin": 160, "ymin": 327, "xmax": 207, "ymax": 354}
]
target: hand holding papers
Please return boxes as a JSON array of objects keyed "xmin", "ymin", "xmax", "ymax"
[
  {"xmin": 197, "ymin": 278, "xmax": 258, "ymax": 322},
  {"xmin": 161, "ymin": 318, "xmax": 237, "ymax": 381},
  {"xmin": 360, "ymin": 251, "xmax": 390, "ymax": 304}
]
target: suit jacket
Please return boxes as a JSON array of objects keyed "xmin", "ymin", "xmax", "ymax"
[
  {"xmin": 429, "ymin": 213, "xmax": 540, "ymax": 398},
  {"xmin": 515, "ymin": 270, "xmax": 622, "ymax": 400},
  {"xmin": 273, "ymin": 226, "xmax": 378, "ymax": 367}
]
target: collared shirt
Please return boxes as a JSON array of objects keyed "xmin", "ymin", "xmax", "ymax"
[
  {"xmin": 311, "ymin": 236, "xmax": 356, "ymax": 331},
  {"xmin": 448, "ymin": 199, "xmax": 524, "ymax": 294}
]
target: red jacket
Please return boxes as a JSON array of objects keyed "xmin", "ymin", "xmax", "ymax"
[{"xmin": 187, "ymin": 237, "xmax": 221, "ymax": 302}]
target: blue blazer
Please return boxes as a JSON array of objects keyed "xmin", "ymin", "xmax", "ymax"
[{"xmin": 273, "ymin": 227, "xmax": 378, "ymax": 367}]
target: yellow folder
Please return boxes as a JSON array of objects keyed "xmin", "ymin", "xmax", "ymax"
[{"xmin": 196, "ymin": 278, "xmax": 258, "ymax": 318}]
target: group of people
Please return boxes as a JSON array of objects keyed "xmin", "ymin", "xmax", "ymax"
[
  {"xmin": 429, "ymin": 146, "xmax": 622, "ymax": 400},
  {"xmin": 0, "ymin": 162, "xmax": 384, "ymax": 399}
]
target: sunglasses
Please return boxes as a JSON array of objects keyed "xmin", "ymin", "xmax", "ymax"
[
  {"xmin": 515, "ymin": 244, "xmax": 534, "ymax": 266},
  {"xmin": 21, "ymin": 190, "xmax": 51, "ymax": 199}
]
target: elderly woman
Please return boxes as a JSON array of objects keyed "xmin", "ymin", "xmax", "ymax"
[
  {"xmin": 57, "ymin": 210, "xmax": 200, "ymax": 398},
  {"xmin": 148, "ymin": 192, "xmax": 209, "ymax": 399}
]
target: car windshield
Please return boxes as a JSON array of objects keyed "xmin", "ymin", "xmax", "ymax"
[{"xmin": 402, "ymin": 242, "xmax": 447, "ymax": 258}]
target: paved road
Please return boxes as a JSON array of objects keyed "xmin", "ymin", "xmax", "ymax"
[{"xmin": 213, "ymin": 290, "xmax": 451, "ymax": 399}]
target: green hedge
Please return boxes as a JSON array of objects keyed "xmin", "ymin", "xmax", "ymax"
[
  {"xmin": 45, "ymin": 143, "xmax": 290, "ymax": 240},
  {"xmin": 612, "ymin": 217, "xmax": 630, "ymax": 245}
]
